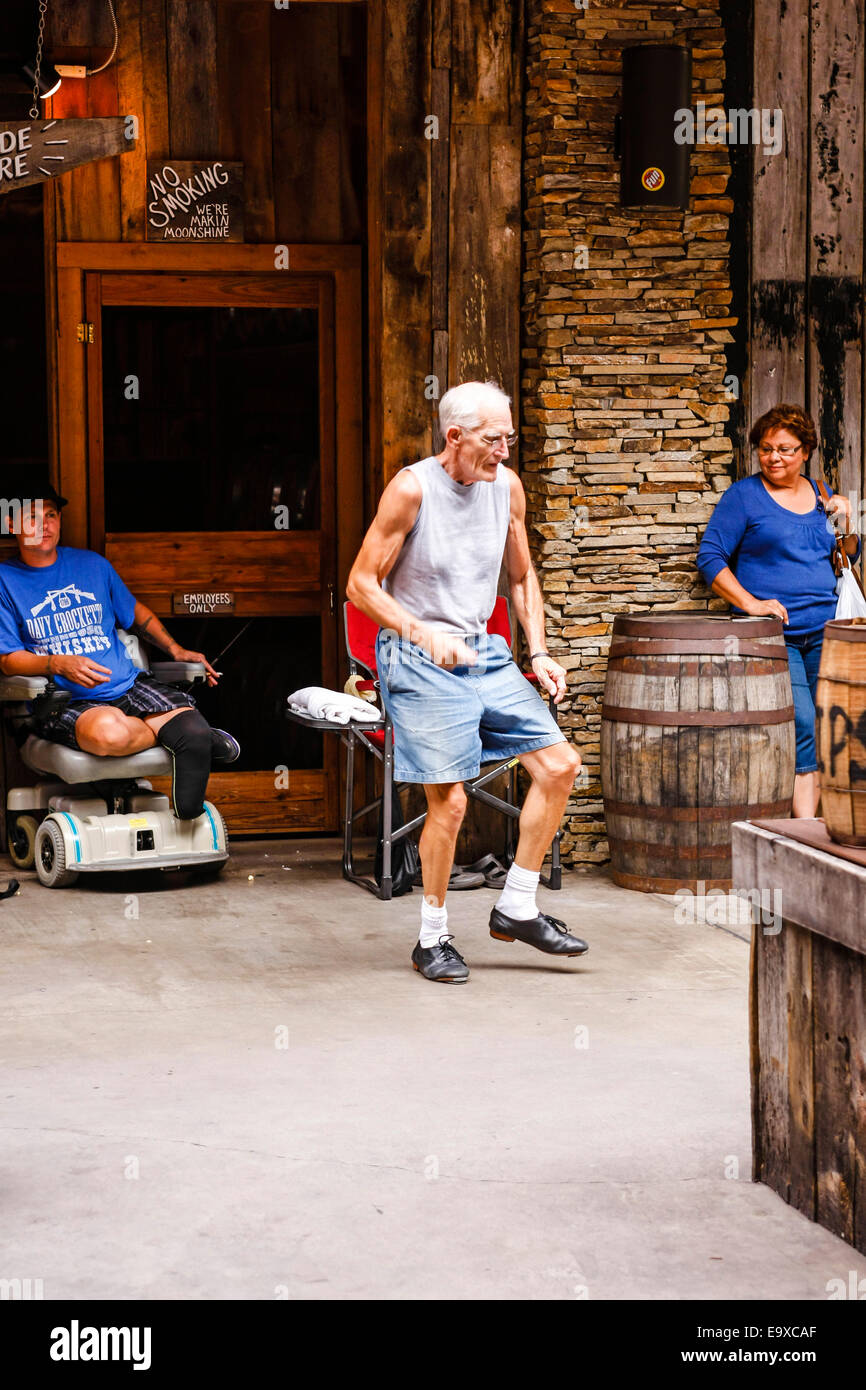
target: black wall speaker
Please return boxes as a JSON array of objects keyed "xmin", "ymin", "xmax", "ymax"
[{"xmin": 619, "ymin": 45, "xmax": 692, "ymax": 209}]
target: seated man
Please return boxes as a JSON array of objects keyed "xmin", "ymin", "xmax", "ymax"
[{"xmin": 0, "ymin": 482, "xmax": 239, "ymax": 820}]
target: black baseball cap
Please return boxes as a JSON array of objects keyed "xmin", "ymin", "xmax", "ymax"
[
  {"xmin": 34, "ymin": 482, "xmax": 68, "ymax": 509},
  {"xmin": 0, "ymin": 471, "xmax": 67, "ymax": 509}
]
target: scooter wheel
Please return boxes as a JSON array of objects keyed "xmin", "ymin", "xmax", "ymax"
[
  {"xmin": 7, "ymin": 813, "xmax": 39, "ymax": 870},
  {"xmin": 35, "ymin": 818, "xmax": 79, "ymax": 888}
]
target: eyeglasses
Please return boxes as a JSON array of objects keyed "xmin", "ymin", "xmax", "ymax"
[
  {"xmin": 466, "ymin": 429, "xmax": 518, "ymax": 448},
  {"xmin": 757, "ymin": 444, "xmax": 802, "ymax": 458}
]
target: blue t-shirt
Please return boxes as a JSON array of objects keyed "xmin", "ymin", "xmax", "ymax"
[
  {"xmin": 697, "ymin": 473, "xmax": 860, "ymax": 638},
  {"xmin": 0, "ymin": 547, "xmax": 139, "ymax": 701}
]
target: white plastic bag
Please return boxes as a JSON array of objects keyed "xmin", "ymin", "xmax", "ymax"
[{"xmin": 835, "ymin": 565, "xmax": 866, "ymax": 620}]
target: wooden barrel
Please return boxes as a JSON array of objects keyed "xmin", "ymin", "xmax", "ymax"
[
  {"xmin": 816, "ymin": 618, "xmax": 866, "ymax": 845},
  {"xmin": 601, "ymin": 614, "xmax": 796, "ymax": 893}
]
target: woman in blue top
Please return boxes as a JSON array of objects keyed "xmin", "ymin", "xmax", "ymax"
[{"xmin": 697, "ymin": 404, "xmax": 859, "ymax": 818}]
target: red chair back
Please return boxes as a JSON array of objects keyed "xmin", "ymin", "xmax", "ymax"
[
  {"xmin": 486, "ymin": 595, "xmax": 512, "ymax": 646},
  {"xmin": 344, "ymin": 595, "xmax": 513, "ymax": 675},
  {"xmin": 344, "ymin": 602, "xmax": 380, "ymax": 676}
]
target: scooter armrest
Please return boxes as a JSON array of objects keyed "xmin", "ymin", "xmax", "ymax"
[
  {"xmin": 150, "ymin": 661, "xmax": 207, "ymax": 685},
  {"xmin": 0, "ymin": 674, "xmax": 49, "ymax": 701}
]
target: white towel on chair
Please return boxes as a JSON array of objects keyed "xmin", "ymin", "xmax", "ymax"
[{"xmin": 288, "ymin": 686, "xmax": 382, "ymax": 724}]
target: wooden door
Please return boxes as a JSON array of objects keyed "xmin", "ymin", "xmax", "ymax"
[{"xmin": 55, "ymin": 245, "xmax": 364, "ymax": 835}]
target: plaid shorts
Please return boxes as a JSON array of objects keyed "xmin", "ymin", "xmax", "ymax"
[{"xmin": 35, "ymin": 672, "xmax": 196, "ymax": 750}]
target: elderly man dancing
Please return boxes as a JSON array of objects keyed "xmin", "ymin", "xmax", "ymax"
[{"xmin": 347, "ymin": 380, "xmax": 587, "ymax": 983}]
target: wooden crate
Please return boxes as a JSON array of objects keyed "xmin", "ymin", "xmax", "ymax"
[{"xmin": 734, "ymin": 821, "xmax": 866, "ymax": 1253}]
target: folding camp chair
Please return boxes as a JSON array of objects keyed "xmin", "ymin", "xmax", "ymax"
[{"xmin": 338, "ymin": 597, "xmax": 563, "ymax": 899}]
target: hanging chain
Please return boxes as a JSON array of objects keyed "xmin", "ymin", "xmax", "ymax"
[{"xmin": 29, "ymin": 0, "xmax": 49, "ymax": 120}]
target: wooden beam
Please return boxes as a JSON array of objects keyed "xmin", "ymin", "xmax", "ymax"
[
  {"xmin": 167, "ymin": 0, "xmax": 219, "ymax": 158},
  {"xmin": 271, "ymin": 2, "xmax": 353, "ymax": 241},
  {"xmin": 433, "ymin": 0, "xmax": 451, "ymax": 68},
  {"xmin": 43, "ymin": 179, "xmax": 60, "ymax": 489},
  {"xmin": 57, "ymin": 242, "xmax": 361, "ymax": 270},
  {"xmin": 750, "ymin": 0, "xmax": 808, "ymax": 426},
  {"xmin": 366, "ymin": 0, "xmax": 385, "ymax": 512},
  {"xmin": 217, "ymin": 0, "xmax": 275, "ymax": 241},
  {"xmin": 381, "ymin": 0, "xmax": 432, "ymax": 482},
  {"xmin": 430, "ymin": 67, "xmax": 450, "ymax": 332},
  {"xmin": 116, "ymin": 0, "xmax": 169, "ymax": 239},
  {"xmin": 333, "ymin": 266, "xmax": 365, "ymax": 602},
  {"xmin": 807, "ymin": 0, "xmax": 864, "ymax": 500},
  {"xmin": 450, "ymin": 0, "xmax": 521, "ymax": 125},
  {"xmin": 448, "ymin": 123, "xmax": 521, "ymax": 396},
  {"xmin": 55, "ymin": 266, "xmax": 88, "ymax": 547}
]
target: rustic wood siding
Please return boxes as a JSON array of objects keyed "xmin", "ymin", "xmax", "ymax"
[
  {"xmin": 751, "ymin": 0, "xmax": 865, "ymax": 501},
  {"xmin": 378, "ymin": 0, "xmax": 524, "ymax": 482},
  {"xmin": 45, "ymin": 1, "xmax": 366, "ymax": 246}
]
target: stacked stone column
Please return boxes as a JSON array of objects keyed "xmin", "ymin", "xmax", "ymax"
[{"xmin": 522, "ymin": 0, "xmax": 735, "ymax": 867}]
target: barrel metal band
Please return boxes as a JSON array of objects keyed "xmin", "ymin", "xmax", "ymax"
[
  {"xmin": 612, "ymin": 616, "xmax": 782, "ymax": 639},
  {"xmin": 606, "ymin": 836, "xmax": 731, "ymax": 861},
  {"xmin": 608, "ymin": 638, "xmax": 788, "ymax": 660},
  {"xmin": 823, "ymin": 621, "xmax": 866, "ymax": 642},
  {"xmin": 611, "ymin": 870, "xmax": 731, "ymax": 893},
  {"xmin": 607, "ymin": 659, "xmax": 784, "ymax": 678},
  {"xmin": 601, "ymin": 704, "xmax": 795, "ymax": 727},
  {"xmin": 603, "ymin": 797, "xmax": 792, "ymax": 823}
]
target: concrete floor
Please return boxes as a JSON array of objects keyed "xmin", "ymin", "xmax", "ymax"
[{"xmin": 1, "ymin": 837, "xmax": 864, "ymax": 1302}]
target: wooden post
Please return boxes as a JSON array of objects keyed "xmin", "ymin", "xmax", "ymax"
[
  {"xmin": 807, "ymin": 0, "xmax": 864, "ymax": 500},
  {"xmin": 750, "ymin": 0, "xmax": 808, "ymax": 423}
]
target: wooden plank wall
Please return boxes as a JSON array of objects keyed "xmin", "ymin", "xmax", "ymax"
[
  {"xmin": 41, "ymin": 0, "xmax": 366, "ymax": 527},
  {"xmin": 379, "ymin": 0, "xmax": 524, "ymax": 481},
  {"xmin": 752, "ymin": 915, "xmax": 866, "ymax": 1254},
  {"xmin": 39, "ymin": 0, "xmax": 523, "ymax": 503},
  {"xmin": 44, "ymin": 1, "xmax": 366, "ymax": 243},
  {"xmin": 750, "ymin": 0, "xmax": 865, "ymax": 501}
]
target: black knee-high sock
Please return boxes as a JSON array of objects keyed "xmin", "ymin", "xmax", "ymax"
[{"xmin": 155, "ymin": 711, "xmax": 213, "ymax": 819}]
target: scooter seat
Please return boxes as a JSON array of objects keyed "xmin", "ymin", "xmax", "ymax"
[{"xmin": 21, "ymin": 735, "xmax": 173, "ymax": 783}]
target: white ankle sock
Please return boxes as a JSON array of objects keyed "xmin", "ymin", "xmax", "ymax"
[
  {"xmin": 419, "ymin": 899, "xmax": 448, "ymax": 949},
  {"xmin": 495, "ymin": 863, "xmax": 540, "ymax": 921}
]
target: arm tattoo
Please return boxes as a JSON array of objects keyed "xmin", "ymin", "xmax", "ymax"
[{"xmin": 137, "ymin": 615, "xmax": 154, "ymax": 637}]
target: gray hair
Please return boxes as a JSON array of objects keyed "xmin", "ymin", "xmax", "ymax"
[{"xmin": 438, "ymin": 380, "xmax": 512, "ymax": 437}]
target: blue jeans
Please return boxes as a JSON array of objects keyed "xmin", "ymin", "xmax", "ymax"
[
  {"xmin": 375, "ymin": 631, "xmax": 564, "ymax": 783},
  {"xmin": 785, "ymin": 631, "xmax": 824, "ymax": 774}
]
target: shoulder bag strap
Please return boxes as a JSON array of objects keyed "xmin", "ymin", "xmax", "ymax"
[{"xmin": 817, "ymin": 477, "xmax": 866, "ymax": 596}]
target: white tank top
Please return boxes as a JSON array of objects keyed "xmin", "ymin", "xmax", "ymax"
[{"xmin": 383, "ymin": 456, "xmax": 511, "ymax": 637}]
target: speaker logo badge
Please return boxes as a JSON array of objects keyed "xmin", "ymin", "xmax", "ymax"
[{"xmin": 640, "ymin": 166, "xmax": 665, "ymax": 191}]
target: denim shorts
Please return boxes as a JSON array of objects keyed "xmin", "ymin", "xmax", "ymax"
[
  {"xmin": 376, "ymin": 630, "xmax": 565, "ymax": 783},
  {"xmin": 785, "ymin": 630, "xmax": 824, "ymax": 775}
]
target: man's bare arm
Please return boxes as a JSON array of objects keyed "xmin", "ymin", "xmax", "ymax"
[
  {"xmin": 346, "ymin": 471, "xmax": 425, "ymax": 636},
  {"xmin": 0, "ymin": 648, "xmax": 113, "ymax": 687},
  {"xmin": 0, "ymin": 648, "xmax": 62, "ymax": 678},
  {"xmin": 131, "ymin": 601, "xmax": 220, "ymax": 686},
  {"xmin": 131, "ymin": 602, "xmax": 179, "ymax": 655}
]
